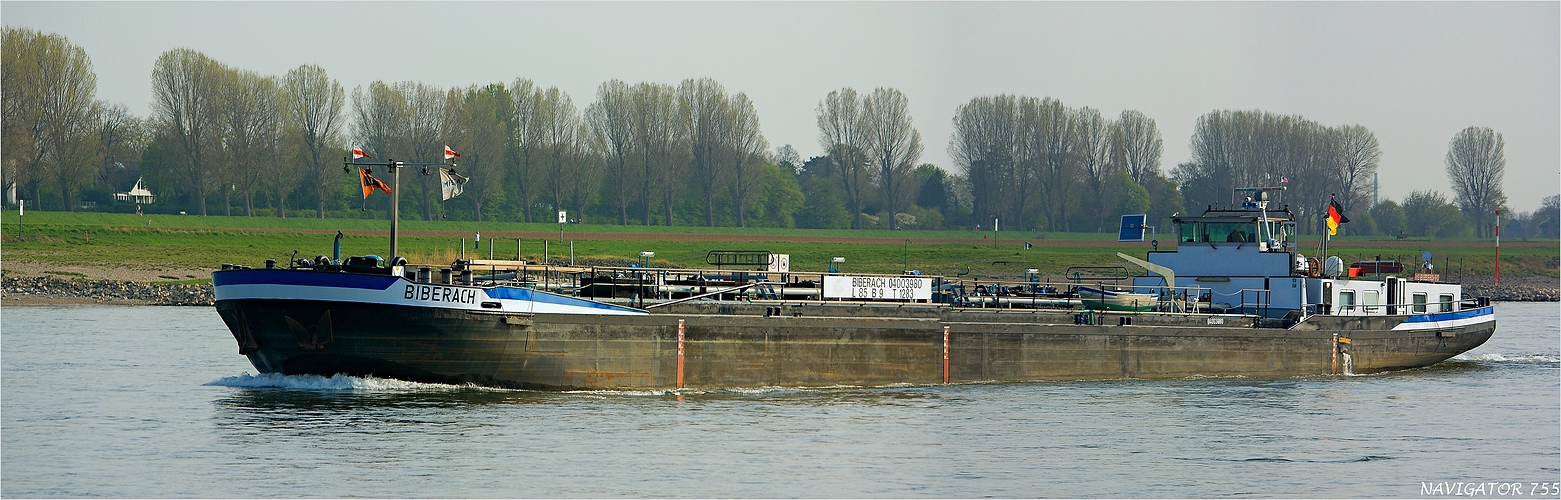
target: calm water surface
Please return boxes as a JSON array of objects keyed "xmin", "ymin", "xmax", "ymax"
[{"xmin": 3, "ymin": 302, "xmax": 1557, "ymax": 497}]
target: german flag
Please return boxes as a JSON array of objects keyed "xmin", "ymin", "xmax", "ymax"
[
  {"xmin": 359, "ymin": 167, "xmax": 392, "ymax": 199},
  {"xmin": 1327, "ymin": 199, "xmax": 1350, "ymax": 236}
]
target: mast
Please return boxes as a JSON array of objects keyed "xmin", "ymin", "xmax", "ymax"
[
  {"xmin": 1235, "ymin": 186, "xmax": 1285, "ymax": 250},
  {"xmin": 344, "ymin": 153, "xmax": 455, "ymax": 262},
  {"xmin": 391, "ymin": 163, "xmax": 401, "ymax": 259}
]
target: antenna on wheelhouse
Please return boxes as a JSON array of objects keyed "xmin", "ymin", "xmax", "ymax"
[{"xmin": 1234, "ymin": 186, "xmax": 1286, "ymax": 251}]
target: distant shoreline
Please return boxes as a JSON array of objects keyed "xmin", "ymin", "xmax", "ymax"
[{"xmin": 3, "ymin": 273, "xmax": 1553, "ymax": 307}]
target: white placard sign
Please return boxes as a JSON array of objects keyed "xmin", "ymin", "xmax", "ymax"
[
  {"xmin": 823, "ymin": 275, "xmax": 932, "ymax": 301},
  {"xmin": 557, "ymin": 210, "xmax": 567, "ymax": 224},
  {"xmin": 767, "ymin": 253, "xmax": 790, "ymax": 273}
]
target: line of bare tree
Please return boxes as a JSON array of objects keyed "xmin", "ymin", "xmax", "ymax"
[
  {"xmin": 3, "ymin": 27, "xmax": 108, "ymax": 211},
  {"xmin": 146, "ymin": 48, "xmax": 346, "ymax": 218},
  {"xmin": 816, "ymin": 88, "xmax": 926, "ymax": 229},
  {"xmin": 1173, "ymin": 110, "xmax": 1385, "ymax": 235},
  {"xmin": 949, "ymin": 95, "xmax": 1176, "ymax": 233},
  {"xmin": 348, "ymin": 76, "xmax": 775, "ymax": 226},
  {"xmin": 2, "ymin": 28, "xmax": 1536, "ymax": 239}
]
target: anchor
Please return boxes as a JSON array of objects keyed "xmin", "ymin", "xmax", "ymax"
[
  {"xmin": 285, "ymin": 310, "xmax": 334, "ymax": 350},
  {"xmin": 232, "ymin": 310, "xmax": 259, "ymax": 355}
]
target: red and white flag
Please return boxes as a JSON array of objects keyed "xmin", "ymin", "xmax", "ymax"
[
  {"xmin": 352, "ymin": 146, "xmax": 371, "ymax": 159},
  {"xmin": 444, "ymin": 145, "xmax": 461, "ymax": 159}
]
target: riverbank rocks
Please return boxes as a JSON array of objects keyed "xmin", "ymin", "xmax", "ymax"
[
  {"xmin": 1447, "ymin": 274, "xmax": 1559, "ymax": 302},
  {"xmin": 1459, "ymin": 281, "xmax": 1560, "ymax": 302},
  {"xmin": 2, "ymin": 276, "xmax": 214, "ymax": 306}
]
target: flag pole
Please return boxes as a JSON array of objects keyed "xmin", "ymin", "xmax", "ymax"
[
  {"xmin": 1322, "ymin": 194, "xmax": 1335, "ymax": 267},
  {"xmin": 345, "ymin": 150, "xmax": 452, "ymax": 267},
  {"xmin": 390, "ymin": 159, "xmax": 400, "ymax": 261},
  {"xmin": 1321, "ymin": 196, "xmax": 1328, "ymax": 263}
]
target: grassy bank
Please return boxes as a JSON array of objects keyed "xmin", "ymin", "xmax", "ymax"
[{"xmin": 3, "ymin": 210, "xmax": 1555, "ymax": 281}]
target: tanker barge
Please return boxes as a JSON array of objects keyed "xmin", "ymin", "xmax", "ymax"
[{"xmin": 212, "ymin": 193, "xmax": 1495, "ymax": 390}]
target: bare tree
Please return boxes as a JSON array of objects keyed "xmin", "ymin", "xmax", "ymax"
[
  {"xmin": 348, "ymin": 80, "xmax": 411, "ymax": 219},
  {"xmin": 587, "ymin": 79, "xmax": 636, "ymax": 225},
  {"xmin": 1073, "ymin": 107, "xmax": 1117, "ymax": 231},
  {"xmin": 350, "ymin": 81, "xmax": 410, "ymax": 161},
  {"xmin": 1176, "ymin": 110, "xmax": 1389, "ymax": 234},
  {"xmin": 1035, "ymin": 97, "xmax": 1075, "ymax": 231},
  {"xmin": 282, "ymin": 64, "xmax": 345, "ymax": 218},
  {"xmin": 50, "ymin": 100, "xmax": 99, "ymax": 213},
  {"xmin": 1289, "ymin": 119, "xmax": 1336, "ymax": 234},
  {"xmin": 400, "ymin": 81, "xmax": 445, "ymax": 220},
  {"xmin": 537, "ymin": 86, "xmax": 580, "ymax": 218},
  {"xmin": 680, "ymin": 77, "xmax": 728, "ymax": 227},
  {"xmin": 1445, "ymin": 126, "xmax": 1506, "ymax": 237},
  {"xmin": 630, "ymin": 82, "xmax": 681, "ymax": 226},
  {"xmin": 1112, "ymin": 109, "xmax": 1162, "ymax": 187},
  {"xmin": 446, "ymin": 84, "xmax": 509, "ymax": 222},
  {"xmin": 507, "ymin": 78, "xmax": 542, "ymax": 222},
  {"xmin": 151, "ymin": 48, "xmax": 221, "ymax": 215},
  {"xmin": 564, "ymin": 121, "xmax": 603, "ymax": 221},
  {"xmin": 863, "ymin": 87, "xmax": 923, "ymax": 226},
  {"xmin": 3, "ymin": 28, "xmax": 99, "ymax": 210},
  {"xmin": 950, "ymin": 95, "xmax": 1019, "ymax": 228},
  {"xmin": 1180, "ymin": 110, "xmax": 1318, "ymax": 227},
  {"xmin": 0, "ymin": 28, "xmax": 36, "ymax": 201},
  {"xmin": 775, "ymin": 144, "xmax": 801, "ymax": 174},
  {"xmin": 218, "ymin": 69, "xmax": 282, "ymax": 216},
  {"xmin": 1332, "ymin": 123, "xmax": 1379, "ymax": 214},
  {"xmin": 724, "ymin": 92, "xmax": 768, "ymax": 227},
  {"xmin": 97, "ymin": 102, "xmax": 147, "ymax": 179},
  {"xmin": 816, "ymin": 88, "xmax": 870, "ymax": 228}
]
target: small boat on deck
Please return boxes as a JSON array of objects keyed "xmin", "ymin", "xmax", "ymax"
[{"xmin": 1076, "ymin": 286, "xmax": 1157, "ymax": 312}]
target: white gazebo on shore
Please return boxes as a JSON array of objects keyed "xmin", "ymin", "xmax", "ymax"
[{"xmin": 114, "ymin": 177, "xmax": 156, "ymax": 204}]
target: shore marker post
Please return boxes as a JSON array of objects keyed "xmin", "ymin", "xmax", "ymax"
[
  {"xmin": 1331, "ymin": 333, "xmax": 1339, "ymax": 374},
  {"xmin": 943, "ymin": 326, "xmax": 951, "ymax": 384},
  {"xmin": 677, "ymin": 319, "xmax": 686, "ymax": 389}
]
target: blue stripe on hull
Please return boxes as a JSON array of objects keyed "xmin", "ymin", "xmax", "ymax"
[
  {"xmin": 485, "ymin": 287, "xmax": 638, "ymax": 311},
  {"xmin": 212, "ymin": 269, "xmax": 397, "ymax": 290},
  {"xmin": 1401, "ymin": 306, "xmax": 1494, "ymax": 324},
  {"xmin": 1390, "ymin": 306, "xmax": 1495, "ymax": 331},
  {"xmin": 212, "ymin": 269, "xmax": 645, "ymax": 316}
]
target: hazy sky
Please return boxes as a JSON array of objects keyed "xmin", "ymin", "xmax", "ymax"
[{"xmin": 5, "ymin": 1, "xmax": 1557, "ymax": 212}]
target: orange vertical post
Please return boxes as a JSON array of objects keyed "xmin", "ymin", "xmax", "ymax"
[
  {"xmin": 677, "ymin": 319, "xmax": 686, "ymax": 389},
  {"xmin": 943, "ymin": 326, "xmax": 951, "ymax": 384},
  {"xmin": 1331, "ymin": 333, "xmax": 1339, "ymax": 374}
]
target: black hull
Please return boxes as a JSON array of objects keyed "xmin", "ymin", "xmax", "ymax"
[{"xmin": 216, "ymin": 299, "xmax": 1496, "ymax": 390}]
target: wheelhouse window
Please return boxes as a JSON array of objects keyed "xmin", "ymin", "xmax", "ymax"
[
  {"xmin": 1412, "ymin": 293, "xmax": 1427, "ymax": 313},
  {"xmin": 1338, "ymin": 290, "xmax": 1356, "ymax": 314},
  {"xmin": 1181, "ymin": 221, "xmax": 1257, "ymax": 243},
  {"xmin": 1364, "ymin": 290, "xmax": 1380, "ymax": 314},
  {"xmin": 1439, "ymin": 294, "xmax": 1455, "ymax": 313}
]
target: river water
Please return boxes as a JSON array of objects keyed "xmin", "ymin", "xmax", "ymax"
[{"xmin": 3, "ymin": 302, "xmax": 1557, "ymax": 498}]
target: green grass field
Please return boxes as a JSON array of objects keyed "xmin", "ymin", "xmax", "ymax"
[{"xmin": 3, "ymin": 210, "xmax": 1554, "ymax": 281}]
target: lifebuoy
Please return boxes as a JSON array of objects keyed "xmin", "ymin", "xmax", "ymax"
[{"xmin": 1307, "ymin": 257, "xmax": 1321, "ymax": 278}]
